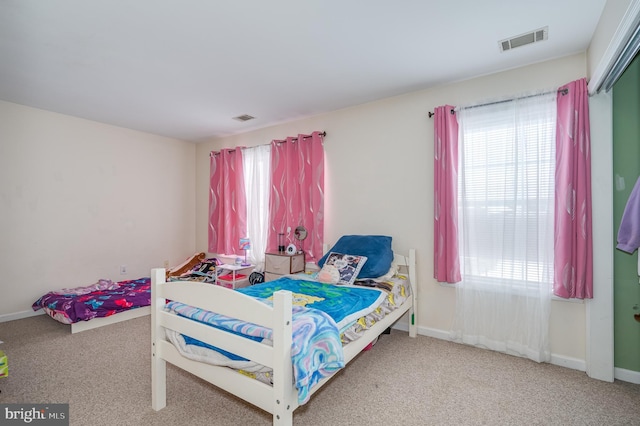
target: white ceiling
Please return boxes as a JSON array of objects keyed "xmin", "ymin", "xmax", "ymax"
[{"xmin": 0, "ymin": 0, "xmax": 608, "ymax": 142}]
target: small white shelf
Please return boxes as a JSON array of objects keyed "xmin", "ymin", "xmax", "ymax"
[{"xmin": 216, "ymin": 264, "xmax": 254, "ymax": 289}]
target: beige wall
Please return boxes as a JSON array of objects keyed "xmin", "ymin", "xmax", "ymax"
[
  {"xmin": 0, "ymin": 100, "xmax": 196, "ymax": 319},
  {"xmin": 195, "ymin": 53, "xmax": 590, "ymax": 363}
]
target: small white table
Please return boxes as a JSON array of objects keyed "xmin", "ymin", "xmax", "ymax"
[{"xmin": 216, "ymin": 263, "xmax": 254, "ymax": 289}]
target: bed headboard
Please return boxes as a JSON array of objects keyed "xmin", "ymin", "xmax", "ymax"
[{"xmin": 321, "ymin": 243, "xmax": 415, "ymax": 279}]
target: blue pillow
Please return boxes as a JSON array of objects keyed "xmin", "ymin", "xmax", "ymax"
[{"xmin": 318, "ymin": 235, "xmax": 393, "ymax": 278}]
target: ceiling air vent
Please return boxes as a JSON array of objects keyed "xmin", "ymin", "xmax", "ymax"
[
  {"xmin": 499, "ymin": 26, "xmax": 548, "ymax": 52},
  {"xmin": 232, "ymin": 114, "xmax": 255, "ymax": 122}
]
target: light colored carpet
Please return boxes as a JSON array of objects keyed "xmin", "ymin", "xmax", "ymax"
[{"xmin": 0, "ymin": 314, "xmax": 638, "ymax": 425}]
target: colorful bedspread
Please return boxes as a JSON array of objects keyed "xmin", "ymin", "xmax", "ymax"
[
  {"xmin": 166, "ymin": 277, "xmax": 386, "ymax": 404},
  {"xmin": 238, "ymin": 277, "xmax": 386, "ymax": 331},
  {"xmin": 32, "ymin": 277, "xmax": 151, "ymax": 324}
]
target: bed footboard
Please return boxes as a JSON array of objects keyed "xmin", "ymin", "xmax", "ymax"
[{"xmin": 151, "ymin": 268, "xmax": 297, "ymax": 424}]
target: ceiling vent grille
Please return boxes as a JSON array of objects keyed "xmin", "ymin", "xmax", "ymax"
[
  {"xmin": 499, "ymin": 26, "xmax": 548, "ymax": 52},
  {"xmin": 233, "ymin": 114, "xmax": 255, "ymax": 122}
]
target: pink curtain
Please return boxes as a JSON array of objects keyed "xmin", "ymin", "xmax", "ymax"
[
  {"xmin": 208, "ymin": 147, "xmax": 247, "ymax": 256},
  {"xmin": 554, "ymin": 78, "xmax": 593, "ymax": 299},
  {"xmin": 433, "ymin": 105, "xmax": 461, "ymax": 283},
  {"xmin": 267, "ymin": 131, "xmax": 324, "ymax": 262}
]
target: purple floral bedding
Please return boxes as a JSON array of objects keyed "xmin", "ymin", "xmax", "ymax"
[{"xmin": 32, "ymin": 277, "xmax": 151, "ymax": 324}]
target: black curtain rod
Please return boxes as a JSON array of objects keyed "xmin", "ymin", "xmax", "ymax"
[
  {"xmin": 427, "ymin": 88, "xmax": 569, "ymax": 118},
  {"xmin": 274, "ymin": 131, "xmax": 326, "ymax": 143},
  {"xmin": 210, "ymin": 131, "xmax": 326, "ymax": 156},
  {"xmin": 428, "ymin": 109, "xmax": 454, "ymax": 118}
]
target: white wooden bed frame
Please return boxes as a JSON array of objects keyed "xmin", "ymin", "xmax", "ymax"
[
  {"xmin": 70, "ymin": 305, "xmax": 150, "ymax": 333},
  {"xmin": 151, "ymin": 249, "xmax": 417, "ymax": 425}
]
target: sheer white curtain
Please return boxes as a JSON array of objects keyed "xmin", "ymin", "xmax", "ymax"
[
  {"xmin": 450, "ymin": 92, "xmax": 556, "ymax": 363},
  {"xmin": 242, "ymin": 145, "xmax": 271, "ymax": 270}
]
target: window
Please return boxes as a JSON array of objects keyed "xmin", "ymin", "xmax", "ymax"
[
  {"xmin": 209, "ymin": 132, "xmax": 325, "ymax": 265},
  {"xmin": 457, "ymin": 92, "xmax": 556, "ymax": 290},
  {"xmin": 242, "ymin": 145, "xmax": 271, "ymax": 266}
]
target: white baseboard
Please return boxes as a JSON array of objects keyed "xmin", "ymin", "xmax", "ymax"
[
  {"xmin": 417, "ymin": 325, "xmax": 452, "ymax": 341},
  {"xmin": 396, "ymin": 324, "xmax": 589, "ymax": 375},
  {"xmin": 615, "ymin": 367, "xmax": 640, "ymax": 384},
  {"xmin": 0, "ymin": 309, "xmax": 44, "ymax": 323},
  {"xmin": 550, "ymin": 353, "xmax": 586, "ymax": 372}
]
